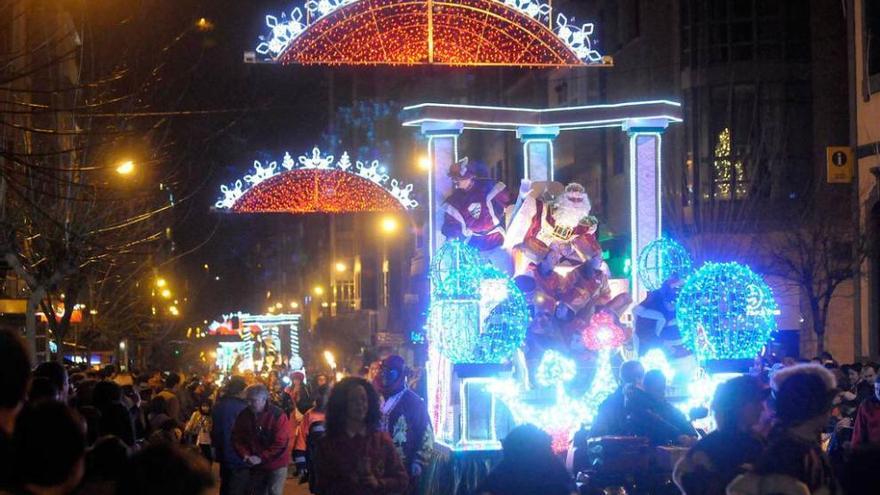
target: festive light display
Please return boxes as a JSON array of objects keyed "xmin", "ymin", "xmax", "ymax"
[
  {"xmin": 637, "ymin": 238, "xmax": 693, "ymax": 292},
  {"xmin": 582, "ymin": 311, "xmax": 627, "ymax": 351},
  {"xmin": 535, "ymin": 350, "xmax": 576, "ymax": 388},
  {"xmin": 491, "ymin": 347, "xmax": 616, "ymax": 453},
  {"xmin": 676, "ymin": 262, "xmax": 778, "ymax": 361},
  {"xmin": 427, "ymin": 240, "xmax": 529, "ymax": 364},
  {"xmin": 713, "ymin": 128, "xmax": 747, "ymax": 200},
  {"xmin": 215, "ymin": 147, "xmax": 417, "ymax": 213},
  {"xmin": 255, "ymin": 0, "xmax": 605, "ymax": 67},
  {"xmin": 640, "ymin": 348, "xmax": 675, "ymax": 381}
]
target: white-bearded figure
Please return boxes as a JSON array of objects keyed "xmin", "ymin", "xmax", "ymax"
[{"xmin": 506, "ymin": 182, "xmax": 613, "ymax": 325}]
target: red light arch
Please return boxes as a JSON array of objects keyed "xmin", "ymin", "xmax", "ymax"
[
  {"xmin": 231, "ymin": 169, "xmax": 406, "ymax": 214},
  {"xmin": 278, "ymin": 0, "xmax": 582, "ymax": 67}
]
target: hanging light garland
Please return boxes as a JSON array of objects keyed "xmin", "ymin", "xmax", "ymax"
[
  {"xmin": 676, "ymin": 262, "xmax": 778, "ymax": 361},
  {"xmin": 254, "ymin": 0, "xmax": 605, "ymax": 67}
]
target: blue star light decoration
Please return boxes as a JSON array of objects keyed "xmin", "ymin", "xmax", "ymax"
[
  {"xmin": 676, "ymin": 262, "xmax": 778, "ymax": 361},
  {"xmin": 427, "ymin": 240, "xmax": 529, "ymax": 364},
  {"xmin": 637, "ymin": 238, "xmax": 693, "ymax": 291}
]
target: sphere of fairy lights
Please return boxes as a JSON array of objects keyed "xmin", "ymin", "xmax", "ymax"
[
  {"xmin": 535, "ymin": 350, "xmax": 577, "ymax": 387},
  {"xmin": 676, "ymin": 262, "xmax": 778, "ymax": 361},
  {"xmin": 582, "ymin": 311, "xmax": 627, "ymax": 351},
  {"xmin": 637, "ymin": 238, "xmax": 693, "ymax": 291},
  {"xmin": 428, "ymin": 240, "xmax": 529, "ymax": 364}
]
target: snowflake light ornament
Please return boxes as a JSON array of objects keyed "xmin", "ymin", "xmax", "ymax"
[{"xmin": 215, "ymin": 147, "xmax": 418, "ymax": 211}]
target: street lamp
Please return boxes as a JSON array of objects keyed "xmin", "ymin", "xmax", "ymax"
[
  {"xmin": 289, "ymin": 301, "xmax": 299, "ymax": 310},
  {"xmin": 160, "ymin": 289, "xmax": 172, "ymax": 299},
  {"xmin": 156, "ymin": 278, "xmax": 167, "ymax": 288},
  {"xmin": 335, "ymin": 261, "xmax": 347, "ymax": 272},
  {"xmin": 380, "ymin": 215, "xmax": 399, "ymax": 234},
  {"xmin": 417, "ymin": 155, "xmax": 431, "ymax": 171},
  {"xmin": 115, "ymin": 160, "xmax": 135, "ymax": 176},
  {"xmin": 168, "ymin": 305, "xmax": 180, "ymax": 316},
  {"xmin": 313, "ymin": 286, "xmax": 324, "ymax": 297}
]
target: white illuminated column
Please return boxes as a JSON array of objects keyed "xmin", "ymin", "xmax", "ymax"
[
  {"xmin": 420, "ymin": 121, "xmax": 463, "ymax": 440},
  {"xmin": 421, "ymin": 121, "xmax": 464, "ymax": 255},
  {"xmin": 623, "ymin": 118, "xmax": 668, "ymax": 305},
  {"xmin": 517, "ymin": 126, "xmax": 560, "ymax": 181}
]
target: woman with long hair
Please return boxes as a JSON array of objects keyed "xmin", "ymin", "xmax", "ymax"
[{"xmin": 315, "ymin": 377, "xmax": 407, "ymax": 495}]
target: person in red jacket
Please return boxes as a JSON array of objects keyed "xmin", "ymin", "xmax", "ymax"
[
  {"xmin": 315, "ymin": 377, "xmax": 408, "ymax": 495},
  {"xmin": 232, "ymin": 384, "xmax": 291, "ymax": 495},
  {"xmin": 852, "ymin": 376, "xmax": 880, "ymax": 448}
]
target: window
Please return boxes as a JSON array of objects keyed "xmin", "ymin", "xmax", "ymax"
[{"xmin": 682, "ymin": 0, "xmax": 809, "ymax": 66}]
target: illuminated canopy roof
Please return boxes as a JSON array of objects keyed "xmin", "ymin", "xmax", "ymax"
[
  {"xmin": 215, "ymin": 147, "xmax": 417, "ymax": 214},
  {"xmin": 254, "ymin": 0, "xmax": 607, "ymax": 67},
  {"xmin": 401, "ymin": 100, "xmax": 684, "ymax": 131}
]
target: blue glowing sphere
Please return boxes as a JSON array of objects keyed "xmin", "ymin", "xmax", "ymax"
[
  {"xmin": 428, "ymin": 240, "xmax": 529, "ymax": 364},
  {"xmin": 637, "ymin": 238, "xmax": 693, "ymax": 291},
  {"xmin": 676, "ymin": 262, "xmax": 778, "ymax": 361}
]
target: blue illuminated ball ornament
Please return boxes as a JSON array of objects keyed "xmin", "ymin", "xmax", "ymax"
[
  {"xmin": 637, "ymin": 238, "xmax": 693, "ymax": 291},
  {"xmin": 428, "ymin": 240, "xmax": 529, "ymax": 364},
  {"xmin": 676, "ymin": 262, "xmax": 778, "ymax": 361}
]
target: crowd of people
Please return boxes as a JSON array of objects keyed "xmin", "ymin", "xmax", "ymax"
[
  {"xmin": 0, "ymin": 328, "xmax": 435, "ymax": 495},
  {"xmin": 2, "ymin": 324, "xmax": 879, "ymax": 495}
]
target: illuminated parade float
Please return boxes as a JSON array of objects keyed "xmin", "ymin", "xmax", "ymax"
[{"xmin": 222, "ymin": 0, "xmax": 781, "ymax": 471}]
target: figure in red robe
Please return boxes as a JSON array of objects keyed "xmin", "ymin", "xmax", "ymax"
[
  {"xmin": 441, "ymin": 157, "xmax": 512, "ymax": 252},
  {"xmin": 506, "ymin": 182, "xmax": 612, "ymax": 322}
]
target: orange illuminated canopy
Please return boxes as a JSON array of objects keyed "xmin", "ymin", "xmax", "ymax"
[{"xmin": 253, "ymin": 0, "xmax": 608, "ymax": 67}]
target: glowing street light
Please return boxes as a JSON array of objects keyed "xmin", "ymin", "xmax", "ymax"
[
  {"xmin": 323, "ymin": 350, "xmax": 337, "ymax": 370},
  {"xmin": 115, "ymin": 160, "xmax": 135, "ymax": 176},
  {"xmin": 380, "ymin": 215, "xmax": 399, "ymax": 235},
  {"xmin": 168, "ymin": 305, "xmax": 180, "ymax": 316},
  {"xmin": 156, "ymin": 278, "xmax": 167, "ymax": 288},
  {"xmin": 289, "ymin": 301, "xmax": 299, "ymax": 309},
  {"xmin": 417, "ymin": 155, "xmax": 431, "ymax": 171},
  {"xmin": 313, "ymin": 286, "xmax": 325, "ymax": 296},
  {"xmin": 275, "ymin": 302, "xmax": 283, "ymax": 309},
  {"xmin": 335, "ymin": 261, "xmax": 347, "ymax": 272},
  {"xmin": 195, "ymin": 17, "xmax": 215, "ymax": 31},
  {"xmin": 160, "ymin": 288, "xmax": 172, "ymax": 299}
]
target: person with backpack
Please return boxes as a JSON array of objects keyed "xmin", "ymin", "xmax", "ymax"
[{"xmin": 293, "ymin": 384, "xmax": 329, "ymax": 492}]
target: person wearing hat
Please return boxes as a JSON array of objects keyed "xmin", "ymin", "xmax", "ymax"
[
  {"xmin": 673, "ymin": 375, "xmax": 768, "ymax": 495},
  {"xmin": 373, "ymin": 355, "xmax": 433, "ymax": 494},
  {"xmin": 441, "ymin": 157, "xmax": 512, "ymax": 252},
  {"xmin": 727, "ymin": 364, "xmax": 840, "ymax": 495}
]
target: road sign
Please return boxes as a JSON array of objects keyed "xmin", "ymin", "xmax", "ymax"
[{"xmin": 826, "ymin": 146, "xmax": 853, "ymax": 183}]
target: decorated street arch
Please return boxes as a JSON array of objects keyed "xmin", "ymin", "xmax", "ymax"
[
  {"xmin": 253, "ymin": 0, "xmax": 607, "ymax": 67},
  {"xmin": 215, "ymin": 147, "xmax": 418, "ymax": 214}
]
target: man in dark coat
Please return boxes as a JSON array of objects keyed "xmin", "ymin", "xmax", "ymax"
[
  {"xmin": 212, "ymin": 376, "xmax": 249, "ymax": 495},
  {"xmin": 374, "ymin": 355, "xmax": 434, "ymax": 493}
]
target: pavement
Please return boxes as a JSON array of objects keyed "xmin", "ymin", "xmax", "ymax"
[{"xmin": 209, "ymin": 466, "xmax": 311, "ymax": 495}]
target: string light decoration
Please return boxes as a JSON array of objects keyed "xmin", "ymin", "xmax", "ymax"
[
  {"xmin": 535, "ymin": 350, "xmax": 576, "ymax": 388},
  {"xmin": 254, "ymin": 0, "xmax": 606, "ymax": 67},
  {"xmin": 676, "ymin": 262, "xmax": 778, "ymax": 361},
  {"xmin": 427, "ymin": 240, "xmax": 529, "ymax": 364},
  {"xmin": 215, "ymin": 147, "xmax": 418, "ymax": 213},
  {"xmin": 582, "ymin": 311, "xmax": 627, "ymax": 351},
  {"xmin": 641, "ymin": 348, "xmax": 675, "ymax": 381},
  {"xmin": 491, "ymin": 347, "xmax": 617, "ymax": 453},
  {"xmin": 637, "ymin": 238, "xmax": 693, "ymax": 292}
]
